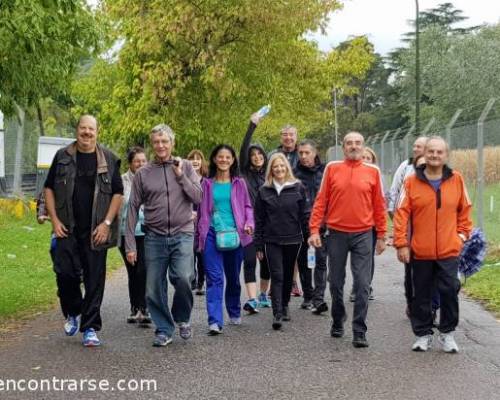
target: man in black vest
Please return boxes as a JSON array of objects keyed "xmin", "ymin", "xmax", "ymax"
[{"xmin": 44, "ymin": 115, "xmax": 123, "ymax": 347}]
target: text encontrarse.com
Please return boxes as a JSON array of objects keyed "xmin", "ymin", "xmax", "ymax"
[{"xmin": 0, "ymin": 378, "xmax": 157, "ymax": 392}]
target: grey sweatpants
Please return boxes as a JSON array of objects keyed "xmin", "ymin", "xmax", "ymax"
[{"xmin": 327, "ymin": 229, "xmax": 373, "ymax": 334}]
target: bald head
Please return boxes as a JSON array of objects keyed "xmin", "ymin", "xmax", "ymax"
[
  {"xmin": 412, "ymin": 136, "xmax": 427, "ymax": 158},
  {"xmin": 424, "ymin": 136, "xmax": 449, "ymax": 169},
  {"xmin": 343, "ymin": 131, "xmax": 365, "ymax": 161}
]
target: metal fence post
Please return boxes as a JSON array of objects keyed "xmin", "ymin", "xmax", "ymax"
[
  {"xmin": 390, "ymin": 128, "xmax": 401, "ymax": 174},
  {"xmin": 404, "ymin": 125, "xmax": 416, "ymax": 161},
  {"xmin": 422, "ymin": 117, "xmax": 435, "ymax": 136},
  {"xmin": 446, "ymin": 109, "xmax": 462, "ymax": 150},
  {"xmin": 477, "ymin": 98, "xmax": 496, "ymax": 231},
  {"xmin": 380, "ymin": 130, "xmax": 392, "ymax": 176}
]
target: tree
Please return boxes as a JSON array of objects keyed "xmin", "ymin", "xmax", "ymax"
[
  {"xmin": 72, "ymin": 0, "xmax": 360, "ymax": 156},
  {"xmin": 0, "ymin": 0, "xmax": 102, "ymax": 193}
]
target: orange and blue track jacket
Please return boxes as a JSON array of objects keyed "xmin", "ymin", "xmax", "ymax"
[{"xmin": 393, "ymin": 165, "xmax": 473, "ymax": 260}]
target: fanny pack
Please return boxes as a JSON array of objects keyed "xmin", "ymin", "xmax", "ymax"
[{"xmin": 213, "ymin": 206, "xmax": 240, "ymax": 251}]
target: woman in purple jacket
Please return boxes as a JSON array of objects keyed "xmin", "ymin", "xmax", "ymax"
[{"xmin": 196, "ymin": 144, "xmax": 254, "ymax": 335}]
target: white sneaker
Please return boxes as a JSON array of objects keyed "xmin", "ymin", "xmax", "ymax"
[
  {"xmin": 412, "ymin": 335, "xmax": 433, "ymax": 352},
  {"xmin": 438, "ymin": 333, "xmax": 459, "ymax": 353}
]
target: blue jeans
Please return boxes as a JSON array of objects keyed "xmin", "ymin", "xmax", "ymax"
[
  {"xmin": 203, "ymin": 229, "xmax": 244, "ymax": 327},
  {"xmin": 144, "ymin": 232, "xmax": 194, "ymax": 336}
]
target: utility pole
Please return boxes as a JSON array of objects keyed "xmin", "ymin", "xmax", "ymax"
[
  {"xmin": 415, "ymin": 0, "xmax": 421, "ymax": 135},
  {"xmin": 333, "ymin": 88, "xmax": 339, "ymax": 159}
]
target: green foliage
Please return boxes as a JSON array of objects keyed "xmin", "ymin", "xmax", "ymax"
[
  {"xmin": 70, "ymin": 0, "xmax": 380, "ymax": 157},
  {"xmin": 0, "ymin": 0, "xmax": 103, "ymax": 115}
]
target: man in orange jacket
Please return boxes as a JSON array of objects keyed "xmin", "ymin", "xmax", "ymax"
[
  {"xmin": 394, "ymin": 136, "xmax": 472, "ymax": 353},
  {"xmin": 309, "ymin": 131, "xmax": 387, "ymax": 348}
]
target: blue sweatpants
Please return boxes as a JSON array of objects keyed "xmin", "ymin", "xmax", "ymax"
[{"xmin": 203, "ymin": 229, "xmax": 244, "ymax": 328}]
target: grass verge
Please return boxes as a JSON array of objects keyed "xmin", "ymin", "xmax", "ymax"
[{"xmin": 0, "ymin": 209, "xmax": 123, "ymax": 326}]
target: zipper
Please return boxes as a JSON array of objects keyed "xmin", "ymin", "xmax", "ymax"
[{"xmin": 162, "ymin": 165, "xmax": 171, "ymax": 235}]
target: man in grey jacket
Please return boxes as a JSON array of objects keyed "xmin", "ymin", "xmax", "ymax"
[
  {"xmin": 125, "ymin": 124, "xmax": 202, "ymax": 347},
  {"xmin": 387, "ymin": 136, "xmax": 427, "ymax": 317}
]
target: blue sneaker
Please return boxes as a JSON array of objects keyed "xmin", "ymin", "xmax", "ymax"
[
  {"xmin": 64, "ymin": 315, "xmax": 80, "ymax": 336},
  {"xmin": 153, "ymin": 333, "xmax": 173, "ymax": 347},
  {"xmin": 258, "ymin": 293, "xmax": 271, "ymax": 308},
  {"xmin": 243, "ymin": 299, "xmax": 259, "ymax": 314},
  {"xmin": 82, "ymin": 328, "xmax": 101, "ymax": 347}
]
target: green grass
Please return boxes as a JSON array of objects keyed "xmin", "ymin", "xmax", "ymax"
[
  {"xmin": 0, "ymin": 209, "xmax": 124, "ymax": 324},
  {"xmin": 463, "ymin": 263, "xmax": 500, "ymax": 316}
]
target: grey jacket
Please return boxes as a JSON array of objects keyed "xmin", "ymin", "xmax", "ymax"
[{"xmin": 125, "ymin": 159, "xmax": 202, "ymax": 252}]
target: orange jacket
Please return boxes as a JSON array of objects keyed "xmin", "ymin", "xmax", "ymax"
[
  {"xmin": 393, "ymin": 165, "xmax": 473, "ymax": 260},
  {"xmin": 309, "ymin": 159, "xmax": 387, "ymax": 237}
]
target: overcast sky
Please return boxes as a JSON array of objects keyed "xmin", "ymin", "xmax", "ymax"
[{"xmin": 310, "ymin": 0, "xmax": 500, "ymax": 54}]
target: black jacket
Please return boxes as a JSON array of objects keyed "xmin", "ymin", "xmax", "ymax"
[
  {"xmin": 239, "ymin": 122, "xmax": 267, "ymax": 205},
  {"xmin": 254, "ymin": 181, "xmax": 310, "ymax": 250},
  {"xmin": 293, "ymin": 156, "xmax": 325, "ymax": 204},
  {"xmin": 49, "ymin": 142, "xmax": 121, "ymax": 250}
]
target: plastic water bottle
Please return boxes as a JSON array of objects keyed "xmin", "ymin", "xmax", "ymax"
[
  {"xmin": 256, "ymin": 104, "xmax": 271, "ymax": 118},
  {"xmin": 307, "ymin": 246, "xmax": 315, "ymax": 269}
]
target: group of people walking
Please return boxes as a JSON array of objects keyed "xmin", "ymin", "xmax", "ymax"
[{"xmin": 43, "ymin": 112, "xmax": 472, "ymax": 353}]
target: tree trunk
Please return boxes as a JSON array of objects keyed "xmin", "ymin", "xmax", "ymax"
[
  {"xmin": 12, "ymin": 104, "xmax": 25, "ymax": 196},
  {"xmin": 37, "ymin": 103, "xmax": 45, "ymax": 136}
]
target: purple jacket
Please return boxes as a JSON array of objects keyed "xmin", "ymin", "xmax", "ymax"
[{"xmin": 196, "ymin": 177, "xmax": 254, "ymax": 251}]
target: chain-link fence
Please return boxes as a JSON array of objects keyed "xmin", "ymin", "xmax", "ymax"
[
  {"xmin": 329, "ymin": 98, "xmax": 500, "ymax": 247},
  {"xmin": 0, "ymin": 111, "xmax": 73, "ymax": 198}
]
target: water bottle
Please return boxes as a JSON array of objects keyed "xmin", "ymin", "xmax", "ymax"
[
  {"xmin": 256, "ymin": 104, "xmax": 271, "ymax": 118},
  {"xmin": 307, "ymin": 246, "xmax": 315, "ymax": 269}
]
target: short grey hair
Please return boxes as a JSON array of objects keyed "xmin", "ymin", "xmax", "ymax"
[
  {"xmin": 280, "ymin": 124, "xmax": 298, "ymax": 135},
  {"xmin": 425, "ymin": 135, "xmax": 449, "ymax": 152},
  {"xmin": 150, "ymin": 124, "xmax": 175, "ymax": 142}
]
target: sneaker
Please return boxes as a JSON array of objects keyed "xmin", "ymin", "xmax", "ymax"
[
  {"xmin": 208, "ymin": 323, "xmax": 223, "ymax": 335},
  {"xmin": 127, "ymin": 308, "xmax": 139, "ymax": 324},
  {"xmin": 438, "ymin": 333, "xmax": 459, "ymax": 353},
  {"xmin": 152, "ymin": 333, "xmax": 173, "ymax": 347},
  {"xmin": 312, "ymin": 302, "xmax": 328, "ymax": 315},
  {"xmin": 195, "ymin": 286, "xmax": 205, "ymax": 296},
  {"xmin": 272, "ymin": 315, "xmax": 282, "ymax": 330},
  {"xmin": 352, "ymin": 332, "xmax": 369, "ymax": 348},
  {"xmin": 258, "ymin": 292, "xmax": 271, "ymax": 308},
  {"xmin": 229, "ymin": 317, "xmax": 242, "ymax": 325},
  {"xmin": 243, "ymin": 299, "xmax": 259, "ymax": 314},
  {"xmin": 64, "ymin": 315, "xmax": 80, "ymax": 336},
  {"xmin": 179, "ymin": 323, "xmax": 192, "ymax": 340},
  {"xmin": 137, "ymin": 308, "xmax": 152, "ymax": 326},
  {"xmin": 412, "ymin": 335, "xmax": 433, "ymax": 352},
  {"xmin": 282, "ymin": 306, "xmax": 291, "ymax": 321},
  {"xmin": 330, "ymin": 315, "xmax": 347, "ymax": 338},
  {"xmin": 349, "ymin": 292, "xmax": 356, "ymax": 302},
  {"xmin": 291, "ymin": 282, "xmax": 302, "ymax": 297},
  {"xmin": 82, "ymin": 328, "xmax": 101, "ymax": 347},
  {"xmin": 300, "ymin": 300, "xmax": 313, "ymax": 310}
]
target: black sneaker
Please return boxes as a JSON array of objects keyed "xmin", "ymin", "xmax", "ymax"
[
  {"xmin": 300, "ymin": 300, "xmax": 313, "ymax": 310},
  {"xmin": 138, "ymin": 309, "xmax": 152, "ymax": 325},
  {"xmin": 330, "ymin": 323, "xmax": 344, "ymax": 338},
  {"xmin": 127, "ymin": 308, "xmax": 139, "ymax": 324},
  {"xmin": 272, "ymin": 315, "xmax": 283, "ymax": 330},
  {"xmin": 312, "ymin": 302, "xmax": 328, "ymax": 315},
  {"xmin": 282, "ymin": 306, "xmax": 291, "ymax": 321},
  {"xmin": 330, "ymin": 315, "xmax": 347, "ymax": 337},
  {"xmin": 352, "ymin": 332, "xmax": 369, "ymax": 348}
]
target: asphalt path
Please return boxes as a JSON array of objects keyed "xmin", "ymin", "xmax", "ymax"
[{"xmin": 0, "ymin": 248, "xmax": 499, "ymax": 399}]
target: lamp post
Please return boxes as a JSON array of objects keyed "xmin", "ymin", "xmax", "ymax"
[{"xmin": 415, "ymin": 0, "xmax": 421, "ymax": 135}]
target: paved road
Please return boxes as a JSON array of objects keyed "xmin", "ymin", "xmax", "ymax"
[{"xmin": 0, "ymin": 248, "xmax": 499, "ymax": 399}]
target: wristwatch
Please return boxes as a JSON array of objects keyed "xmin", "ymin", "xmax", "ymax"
[{"xmin": 104, "ymin": 219, "xmax": 112, "ymax": 227}]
